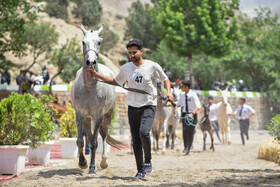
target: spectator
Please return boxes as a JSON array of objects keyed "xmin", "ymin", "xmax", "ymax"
[
  {"xmin": 194, "ymin": 77, "xmax": 203, "ymax": 90},
  {"xmin": 16, "ymin": 70, "xmax": 24, "ymax": 85},
  {"xmin": 165, "ymin": 69, "xmax": 172, "ymax": 79},
  {"xmin": 42, "ymin": 65, "xmax": 50, "ymax": 84},
  {"xmin": 1, "ymin": 70, "xmax": 11, "ymax": 85},
  {"xmin": 29, "ymin": 72, "xmax": 36, "ymax": 89},
  {"xmin": 175, "ymin": 76, "xmax": 182, "ymax": 86}
]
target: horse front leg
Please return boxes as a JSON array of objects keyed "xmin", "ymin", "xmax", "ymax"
[
  {"xmin": 166, "ymin": 126, "xmax": 170, "ymax": 149},
  {"xmin": 227, "ymin": 124, "xmax": 231, "ymax": 145},
  {"xmin": 162, "ymin": 120, "xmax": 167, "ymax": 154},
  {"xmin": 88, "ymin": 115, "xmax": 103, "ymax": 174},
  {"xmin": 76, "ymin": 113, "xmax": 88, "ymax": 169},
  {"xmin": 203, "ymin": 131, "xmax": 207, "ymax": 151}
]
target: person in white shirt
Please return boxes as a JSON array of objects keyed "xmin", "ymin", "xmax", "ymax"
[
  {"xmin": 206, "ymin": 97, "xmax": 221, "ymax": 142},
  {"xmin": 175, "ymin": 80, "xmax": 201, "ymax": 155},
  {"xmin": 230, "ymin": 98, "xmax": 255, "ymax": 145},
  {"xmin": 88, "ymin": 39, "xmax": 173, "ymax": 180}
]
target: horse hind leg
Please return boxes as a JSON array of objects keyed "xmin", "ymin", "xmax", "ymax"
[
  {"xmin": 166, "ymin": 126, "xmax": 170, "ymax": 149},
  {"xmin": 209, "ymin": 130, "xmax": 215, "ymax": 151},
  {"xmin": 99, "ymin": 109, "xmax": 114, "ymax": 169},
  {"xmin": 76, "ymin": 113, "xmax": 88, "ymax": 169},
  {"xmin": 171, "ymin": 130, "xmax": 175, "ymax": 149},
  {"xmin": 227, "ymin": 125, "xmax": 231, "ymax": 145}
]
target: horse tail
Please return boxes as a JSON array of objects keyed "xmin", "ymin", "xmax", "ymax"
[{"xmin": 99, "ymin": 127, "xmax": 127, "ymax": 150}]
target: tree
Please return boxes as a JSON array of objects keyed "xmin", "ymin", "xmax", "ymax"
[
  {"xmin": 222, "ymin": 8, "xmax": 280, "ymax": 101},
  {"xmin": 0, "ymin": 0, "xmax": 39, "ymax": 71},
  {"xmin": 154, "ymin": 0, "xmax": 239, "ymax": 83},
  {"xmin": 101, "ymin": 25, "xmax": 119, "ymax": 54},
  {"xmin": 44, "ymin": 0, "xmax": 70, "ymax": 20},
  {"xmin": 125, "ymin": 0, "xmax": 160, "ymax": 50},
  {"xmin": 48, "ymin": 38, "xmax": 82, "ymax": 94},
  {"xmin": 19, "ymin": 22, "xmax": 58, "ymax": 93},
  {"xmin": 72, "ymin": 0, "xmax": 102, "ymax": 27},
  {"xmin": 145, "ymin": 42, "xmax": 187, "ymax": 79}
]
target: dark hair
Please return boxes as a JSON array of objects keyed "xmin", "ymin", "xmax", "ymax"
[
  {"xmin": 239, "ymin": 98, "xmax": 246, "ymax": 103},
  {"xmin": 181, "ymin": 80, "xmax": 191, "ymax": 88},
  {"xmin": 126, "ymin": 39, "xmax": 143, "ymax": 50},
  {"xmin": 208, "ymin": 96, "xmax": 213, "ymax": 100}
]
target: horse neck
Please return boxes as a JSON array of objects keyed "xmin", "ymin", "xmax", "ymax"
[{"xmin": 82, "ymin": 63, "xmax": 98, "ymax": 87}]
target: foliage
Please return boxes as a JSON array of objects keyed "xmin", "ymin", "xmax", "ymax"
[
  {"xmin": 0, "ymin": 93, "xmax": 56, "ymax": 148},
  {"xmin": 72, "ymin": 0, "xmax": 102, "ymax": 27},
  {"xmin": 125, "ymin": 0, "xmax": 160, "ymax": 50},
  {"xmin": 23, "ymin": 22, "xmax": 59, "ymax": 72},
  {"xmin": 221, "ymin": 8, "xmax": 280, "ymax": 100},
  {"xmin": 266, "ymin": 114, "xmax": 280, "ymax": 141},
  {"xmin": 145, "ymin": 42, "xmax": 187, "ymax": 79},
  {"xmin": 59, "ymin": 103, "xmax": 77, "ymax": 138},
  {"xmin": 153, "ymin": 0, "xmax": 240, "ymax": 81},
  {"xmin": 0, "ymin": 0, "xmax": 39, "ymax": 71},
  {"xmin": 100, "ymin": 26, "xmax": 119, "ymax": 53},
  {"xmin": 44, "ymin": 0, "xmax": 70, "ymax": 20},
  {"xmin": 50, "ymin": 38, "xmax": 82, "ymax": 84}
]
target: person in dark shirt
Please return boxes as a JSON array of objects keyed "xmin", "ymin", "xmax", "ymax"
[{"xmin": 1, "ymin": 70, "xmax": 11, "ymax": 85}]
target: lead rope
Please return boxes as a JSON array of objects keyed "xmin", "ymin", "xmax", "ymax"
[{"xmin": 175, "ymin": 114, "xmax": 206, "ymax": 126}]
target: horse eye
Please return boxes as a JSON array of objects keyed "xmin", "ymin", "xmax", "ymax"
[
  {"xmin": 82, "ymin": 41, "xmax": 85, "ymax": 45},
  {"xmin": 98, "ymin": 42, "xmax": 101, "ymax": 45}
]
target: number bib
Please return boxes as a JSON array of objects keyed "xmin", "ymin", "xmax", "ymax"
[{"xmin": 133, "ymin": 74, "xmax": 144, "ymax": 85}]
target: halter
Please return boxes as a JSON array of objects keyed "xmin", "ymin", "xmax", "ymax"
[{"xmin": 83, "ymin": 49, "xmax": 99, "ymax": 56}]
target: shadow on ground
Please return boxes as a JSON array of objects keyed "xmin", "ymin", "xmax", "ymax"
[
  {"xmin": 111, "ymin": 169, "xmax": 280, "ymax": 187},
  {"xmin": 38, "ymin": 168, "xmax": 83, "ymax": 178}
]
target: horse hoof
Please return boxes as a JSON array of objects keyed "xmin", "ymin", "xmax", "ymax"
[
  {"xmin": 79, "ymin": 160, "xmax": 88, "ymax": 169},
  {"xmin": 162, "ymin": 151, "xmax": 166, "ymax": 155},
  {"xmin": 171, "ymin": 145, "xmax": 175, "ymax": 150},
  {"xmin": 88, "ymin": 169, "xmax": 96, "ymax": 175},
  {"xmin": 100, "ymin": 158, "xmax": 108, "ymax": 169},
  {"xmin": 228, "ymin": 141, "xmax": 231, "ymax": 145}
]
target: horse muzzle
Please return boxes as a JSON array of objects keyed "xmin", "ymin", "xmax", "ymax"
[{"xmin": 86, "ymin": 60, "xmax": 97, "ymax": 70}]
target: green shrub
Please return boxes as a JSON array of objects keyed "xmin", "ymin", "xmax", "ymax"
[
  {"xmin": 0, "ymin": 93, "xmax": 56, "ymax": 148},
  {"xmin": 44, "ymin": 0, "xmax": 69, "ymax": 20},
  {"xmin": 266, "ymin": 114, "xmax": 280, "ymax": 141},
  {"xmin": 59, "ymin": 103, "xmax": 77, "ymax": 138}
]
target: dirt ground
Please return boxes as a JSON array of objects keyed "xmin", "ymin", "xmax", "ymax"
[{"xmin": 2, "ymin": 130, "xmax": 280, "ymax": 187}]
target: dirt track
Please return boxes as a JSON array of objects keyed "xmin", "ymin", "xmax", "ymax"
[{"xmin": 2, "ymin": 130, "xmax": 280, "ymax": 187}]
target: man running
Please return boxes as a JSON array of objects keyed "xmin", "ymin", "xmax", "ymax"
[{"xmin": 88, "ymin": 39, "xmax": 173, "ymax": 180}]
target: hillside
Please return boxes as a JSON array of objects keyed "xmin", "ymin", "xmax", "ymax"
[{"xmin": 6, "ymin": 0, "xmax": 151, "ymax": 84}]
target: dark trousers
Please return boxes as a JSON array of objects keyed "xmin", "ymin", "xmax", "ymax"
[
  {"xmin": 240, "ymin": 119, "xmax": 250, "ymax": 145},
  {"xmin": 182, "ymin": 113, "xmax": 197, "ymax": 151},
  {"xmin": 128, "ymin": 105, "xmax": 156, "ymax": 172}
]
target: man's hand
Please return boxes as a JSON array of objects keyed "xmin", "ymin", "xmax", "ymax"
[
  {"xmin": 88, "ymin": 69, "xmax": 97, "ymax": 77},
  {"xmin": 166, "ymin": 92, "xmax": 174, "ymax": 102},
  {"xmin": 188, "ymin": 113, "xmax": 194, "ymax": 118}
]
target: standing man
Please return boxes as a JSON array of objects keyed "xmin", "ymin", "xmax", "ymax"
[
  {"xmin": 88, "ymin": 39, "xmax": 173, "ymax": 180},
  {"xmin": 207, "ymin": 97, "xmax": 222, "ymax": 142},
  {"xmin": 175, "ymin": 80, "xmax": 201, "ymax": 155},
  {"xmin": 231, "ymin": 98, "xmax": 255, "ymax": 145}
]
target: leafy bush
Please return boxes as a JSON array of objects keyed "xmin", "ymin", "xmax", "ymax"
[
  {"xmin": 59, "ymin": 103, "xmax": 77, "ymax": 138},
  {"xmin": 0, "ymin": 93, "xmax": 56, "ymax": 148},
  {"xmin": 72, "ymin": 0, "xmax": 102, "ymax": 27},
  {"xmin": 44, "ymin": 0, "xmax": 69, "ymax": 20},
  {"xmin": 266, "ymin": 114, "xmax": 280, "ymax": 141}
]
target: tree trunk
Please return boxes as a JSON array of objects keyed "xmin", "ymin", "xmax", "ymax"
[
  {"xmin": 187, "ymin": 53, "xmax": 195, "ymax": 86},
  {"xmin": 48, "ymin": 70, "xmax": 62, "ymax": 95}
]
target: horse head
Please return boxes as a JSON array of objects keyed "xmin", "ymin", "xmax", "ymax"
[
  {"xmin": 156, "ymin": 81, "xmax": 164, "ymax": 97},
  {"xmin": 81, "ymin": 24, "xmax": 103, "ymax": 71},
  {"xmin": 203, "ymin": 105, "xmax": 209, "ymax": 118},
  {"xmin": 172, "ymin": 86, "xmax": 181, "ymax": 102}
]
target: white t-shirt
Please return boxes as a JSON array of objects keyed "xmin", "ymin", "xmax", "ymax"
[
  {"xmin": 234, "ymin": 104, "xmax": 255, "ymax": 120},
  {"xmin": 176, "ymin": 89, "xmax": 201, "ymax": 113},
  {"xmin": 114, "ymin": 60, "xmax": 168, "ymax": 107},
  {"xmin": 207, "ymin": 103, "xmax": 217, "ymax": 121}
]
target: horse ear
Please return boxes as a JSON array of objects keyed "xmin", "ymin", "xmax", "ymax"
[
  {"xmin": 97, "ymin": 24, "xmax": 104, "ymax": 35},
  {"xmin": 81, "ymin": 24, "xmax": 87, "ymax": 35}
]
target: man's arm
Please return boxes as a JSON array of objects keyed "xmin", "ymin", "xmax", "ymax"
[
  {"xmin": 88, "ymin": 69, "xmax": 117, "ymax": 84},
  {"xmin": 246, "ymin": 113, "xmax": 254, "ymax": 120},
  {"xmin": 164, "ymin": 79, "xmax": 173, "ymax": 101}
]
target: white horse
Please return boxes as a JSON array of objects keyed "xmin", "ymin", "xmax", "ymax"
[
  {"xmin": 71, "ymin": 25, "xmax": 124, "ymax": 174},
  {"xmin": 215, "ymin": 88, "xmax": 232, "ymax": 144}
]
